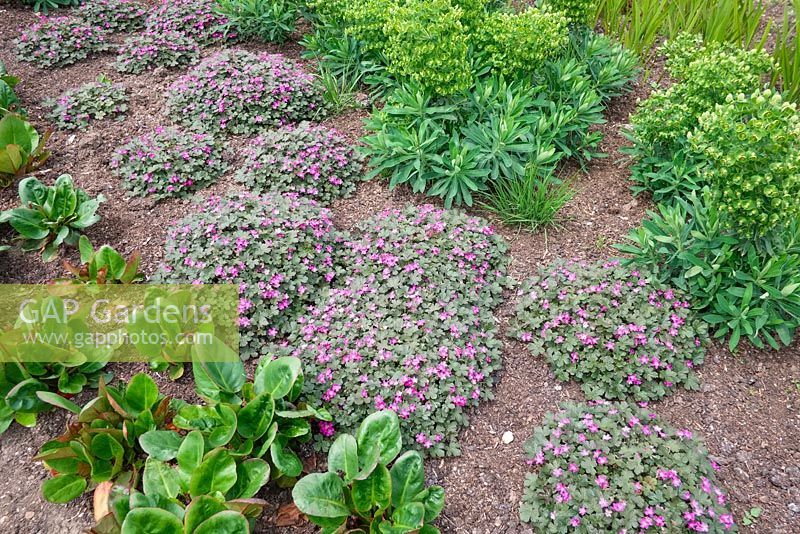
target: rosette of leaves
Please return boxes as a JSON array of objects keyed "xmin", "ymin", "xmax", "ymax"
[
  {"xmin": 281, "ymin": 205, "xmax": 510, "ymax": 456},
  {"xmin": 114, "ymin": 31, "xmax": 201, "ymax": 74},
  {"xmin": 235, "ymin": 122, "xmax": 364, "ymax": 204},
  {"xmin": 35, "ymin": 373, "xmax": 173, "ymax": 503},
  {"xmin": 520, "ymin": 402, "xmax": 736, "ymax": 532},
  {"xmin": 46, "ymin": 77, "xmax": 129, "ymax": 131},
  {"xmin": 689, "ymin": 89, "xmax": 800, "ymax": 240},
  {"xmin": 164, "ymin": 353, "xmax": 331, "ymax": 488},
  {"xmin": 61, "ymin": 236, "xmax": 144, "ymax": 285},
  {"xmin": 0, "ymin": 113, "xmax": 51, "ymax": 187},
  {"xmin": 166, "ymin": 50, "xmax": 327, "ymax": 136},
  {"xmin": 0, "ymin": 297, "xmax": 114, "ymax": 433},
  {"xmin": 16, "ymin": 16, "xmax": 109, "ymax": 69},
  {"xmin": 477, "ymin": 7, "xmax": 569, "ymax": 77},
  {"xmin": 144, "ymin": 0, "xmax": 232, "ymax": 46},
  {"xmin": 0, "ymin": 62, "xmax": 24, "ymax": 116},
  {"xmin": 0, "ymin": 175, "xmax": 105, "ymax": 262},
  {"xmin": 111, "ymin": 127, "xmax": 227, "ymax": 200},
  {"xmin": 157, "ymin": 193, "xmax": 340, "ymax": 360},
  {"xmin": 292, "ymin": 410, "xmax": 445, "ymax": 533},
  {"xmin": 616, "ymin": 189, "xmax": 800, "ymax": 351},
  {"xmin": 512, "ymin": 259, "xmax": 708, "ymax": 401},
  {"xmin": 77, "ymin": 0, "xmax": 148, "ymax": 33}
]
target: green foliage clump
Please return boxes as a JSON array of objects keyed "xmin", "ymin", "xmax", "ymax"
[
  {"xmin": 512, "ymin": 259, "xmax": 707, "ymax": 400},
  {"xmin": 479, "ymin": 7, "xmax": 569, "ymax": 76},
  {"xmin": 215, "ymin": 0, "xmax": 299, "ymax": 43},
  {"xmin": 77, "ymin": 0, "xmax": 147, "ymax": 33},
  {"xmin": 46, "ymin": 78, "xmax": 128, "ymax": 131},
  {"xmin": 62, "ymin": 236, "xmax": 144, "ymax": 285},
  {"xmin": 0, "ymin": 62, "xmax": 23, "ymax": 116},
  {"xmin": 0, "ymin": 175, "xmax": 104, "ymax": 262},
  {"xmin": 0, "ymin": 113, "xmax": 51, "ymax": 187},
  {"xmin": 115, "ymin": 31, "xmax": 201, "ymax": 74},
  {"xmin": 521, "ymin": 402, "xmax": 736, "ymax": 532},
  {"xmin": 689, "ymin": 89, "xmax": 800, "ymax": 239},
  {"xmin": 543, "ymin": 0, "xmax": 595, "ymax": 25},
  {"xmin": 342, "ymin": 0, "xmax": 395, "ymax": 53},
  {"xmin": 16, "ymin": 16, "xmax": 109, "ymax": 69},
  {"xmin": 617, "ymin": 189, "xmax": 800, "ymax": 351},
  {"xmin": 383, "ymin": 0, "xmax": 472, "ymax": 95},
  {"xmin": 293, "ymin": 411, "xmax": 445, "ymax": 533},
  {"xmin": 236, "ymin": 123, "xmax": 364, "ymax": 204}
]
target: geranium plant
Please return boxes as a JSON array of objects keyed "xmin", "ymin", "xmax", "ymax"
[
  {"xmin": 46, "ymin": 77, "xmax": 129, "ymax": 131},
  {"xmin": 520, "ymin": 401, "xmax": 736, "ymax": 533},
  {"xmin": 166, "ymin": 50, "xmax": 327, "ymax": 136},
  {"xmin": 235, "ymin": 122, "xmax": 364, "ymax": 204},
  {"xmin": 512, "ymin": 260, "xmax": 707, "ymax": 400},
  {"xmin": 279, "ymin": 205, "xmax": 510, "ymax": 456},
  {"xmin": 158, "ymin": 193, "xmax": 340, "ymax": 360},
  {"xmin": 111, "ymin": 127, "xmax": 227, "ymax": 200},
  {"xmin": 0, "ymin": 174, "xmax": 105, "ymax": 262},
  {"xmin": 292, "ymin": 410, "xmax": 445, "ymax": 533},
  {"xmin": 115, "ymin": 31, "xmax": 201, "ymax": 74},
  {"xmin": 77, "ymin": 0, "xmax": 147, "ymax": 33},
  {"xmin": 144, "ymin": 0, "xmax": 231, "ymax": 46},
  {"xmin": 16, "ymin": 16, "xmax": 108, "ymax": 68}
]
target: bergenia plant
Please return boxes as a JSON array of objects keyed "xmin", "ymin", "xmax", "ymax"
[
  {"xmin": 16, "ymin": 16, "xmax": 108, "ymax": 68},
  {"xmin": 0, "ymin": 113, "xmax": 51, "ymax": 187},
  {"xmin": 157, "ymin": 193, "xmax": 340, "ymax": 360},
  {"xmin": 512, "ymin": 259, "xmax": 707, "ymax": 401},
  {"xmin": 61, "ymin": 235, "xmax": 144, "ymax": 285},
  {"xmin": 292, "ymin": 410, "xmax": 445, "ymax": 533},
  {"xmin": 520, "ymin": 401, "xmax": 736, "ymax": 533},
  {"xmin": 166, "ymin": 50, "xmax": 327, "ymax": 136},
  {"xmin": 0, "ymin": 174, "xmax": 104, "ymax": 262},
  {"xmin": 110, "ymin": 127, "xmax": 227, "ymax": 200},
  {"xmin": 235, "ymin": 122, "xmax": 364, "ymax": 205}
]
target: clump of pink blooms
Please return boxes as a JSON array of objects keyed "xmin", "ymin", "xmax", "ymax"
[
  {"xmin": 77, "ymin": 0, "xmax": 147, "ymax": 33},
  {"xmin": 115, "ymin": 30, "xmax": 200, "ymax": 74},
  {"xmin": 47, "ymin": 80, "xmax": 128, "ymax": 131},
  {"xmin": 521, "ymin": 401, "xmax": 736, "ymax": 533},
  {"xmin": 275, "ymin": 205, "xmax": 511, "ymax": 456},
  {"xmin": 158, "ymin": 193, "xmax": 340, "ymax": 361},
  {"xmin": 167, "ymin": 49, "xmax": 327, "ymax": 136},
  {"xmin": 16, "ymin": 16, "xmax": 108, "ymax": 69},
  {"xmin": 143, "ymin": 0, "xmax": 231, "ymax": 46},
  {"xmin": 111, "ymin": 126, "xmax": 227, "ymax": 200},
  {"xmin": 513, "ymin": 259, "xmax": 708, "ymax": 401},
  {"xmin": 236, "ymin": 122, "xmax": 364, "ymax": 205}
]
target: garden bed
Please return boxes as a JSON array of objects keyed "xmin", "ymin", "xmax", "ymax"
[{"xmin": 0, "ymin": 1, "xmax": 799, "ymax": 533}]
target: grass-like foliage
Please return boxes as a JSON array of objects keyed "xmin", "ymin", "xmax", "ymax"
[
  {"xmin": 512, "ymin": 260, "xmax": 707, "ymax": 400},
  {"xmin": 521, "ymin": 401, "xmax": 736, "ymax": 532},
  {"xmin": 278, "ymin": 205, "xmax": 510, "ymax": 456},
  {"xmin": 167, "ymin": 49, "xmax": 327, "ymax": 136},
  {"xmin": 235, "ymin": 122, "xmax": 364, "ymax": 204},
  {"xmin": 111, "ymin": 127, "xmax": 228, "ymax": 200},
  {"xmin": 159, "ymin": 193, "xmax": 340, "ymax": 360}
]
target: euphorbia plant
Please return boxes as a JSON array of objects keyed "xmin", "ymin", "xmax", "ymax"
[
  {"xmin": 0, "ymin": 113, "xmax": 50, "ymax": 187},
  {"xmin": 0, "ymin": 174, "xmax": 104, "ymax": 261},
  {"xmin": 35, "ymin": 373, "xmax": 175, "ymax": 503},
  {"xmin": 292, "ymin": 410, "xmax": 445, "ymax": 533}
]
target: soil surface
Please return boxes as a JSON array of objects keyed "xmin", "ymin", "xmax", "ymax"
[{"xmin": 1, "ymin": 4, "xmax": 799, "ymax": 534}]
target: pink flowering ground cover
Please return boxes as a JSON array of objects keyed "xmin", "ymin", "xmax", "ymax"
[
  {"xmin": 143, "ymin": 0, "xmax": 231, "ymax": 46},
  {"xmin": 276, "ymin": 205, "xmax": 512, "ymax": 456},
  {"xmin": 158, "ymin": 193, "xmax": 340, "ymax": 360},
  {"xmin": 46, "ymin": 79, "xmax": 128, "ymax": 131},
  {"xmin": 115, "ymin": 31, "xmax": 201, "ymax": 74},
  {"xmin": 110, "ymin": 127, "xmax": 228, "ymax": 199},
  {"xmin": 77, "ymin": 0, "xmax": 147, "ymax": 33},
  {"xmin": 16, "ymin": 16, "xmax": 108, "ymax": 69},
  {"xmin": 166, "ymin": 49, "xmax": 327, "ymax": 136},
  {"xmin": 236, "ymin": 122, "xmax": 365, "ymax": 205},
  {"xmin": 513, "ymin": 259, "xmax": 707, "ymax": 400},
  {"xmin": 521, "ymin": 401, "xmax": 736, "ymax": 532}
]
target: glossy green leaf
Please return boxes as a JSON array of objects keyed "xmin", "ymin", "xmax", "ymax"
[
  {"xmin": 42, "ymin": 474, "xmax": 87, "ymax": 503},
  {"xmin": 291, "ymin": 472, "xmax": 350, "ymax": 518},
  {"xmin": 121, "ymin": 508, "xmax": 183, "ymax": 534}
]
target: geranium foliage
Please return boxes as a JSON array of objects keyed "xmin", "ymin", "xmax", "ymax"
[
  {"xmin": 235, "ymin": 122, "xmax": 364, "ymax": 205},
  {"xmin": 512, "ymin": 260, "xmax": 707, "ymax": 401},
  {"xmin": 47, "ymin": 79, "xmax": 128, "ymax": 131},
  {"xmin": 16, "ymin": 16, "xmax": 108, "ymax": 69},
  {"xmin": 143, "ymin": 0, "xmax": 230, "ymax": 46},
  {"xmin": 115, "ymin": 31, "xmax": 201, "ymax": 74},
  {"xmin": 110, "ymin": 127, "xmax": 228, "ymax": 200},
  {"xmin": 278, "ymin": 205, "xmax": 511, "ymax": 456},
  {"xmin": 77, "ymin": 0, "xmax": 147, "ymax": 33},
  {"xmin": 159, "ymin": 193, "xmax": 340, "ymax": 360},
  {"xmin": 521, "ymin": 402, "xmax": 736, "ymax": 533},
  {"xmin": 167, "ymin": 49, "xmax": 327, "ymax": 136}
]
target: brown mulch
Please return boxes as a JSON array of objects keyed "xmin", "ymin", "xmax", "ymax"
[{"xmin": 0, "ymin": 4, "xmax": 799, "ymax": 534}]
